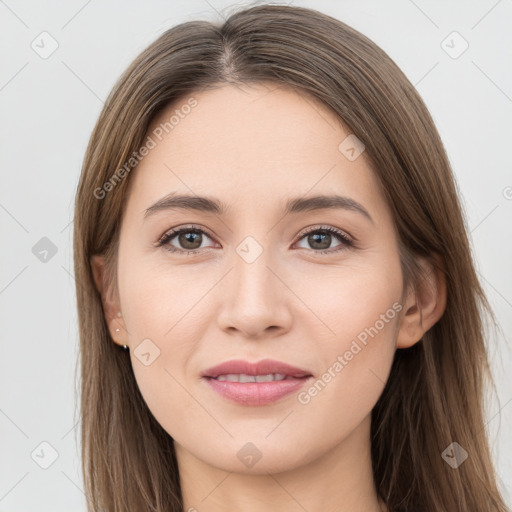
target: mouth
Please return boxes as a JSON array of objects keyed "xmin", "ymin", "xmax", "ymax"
[
  {"xmin": 201, "ymin": 358, "xmax": 312, "ymax": 379},
  {"xmin": 212, "ymin": 373, "xmax": 301, "ymax": 382},
  {"xmin": 201, "ymin": 359, "xmax": 313, "ymax": 406}
]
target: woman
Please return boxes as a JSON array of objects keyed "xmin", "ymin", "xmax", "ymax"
[{"xmin": 73, "ymin": 4, "xmax": 509, "ymax": 511}]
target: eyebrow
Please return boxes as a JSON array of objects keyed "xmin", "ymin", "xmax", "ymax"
[{"xmin": 143, "ymin": 193, "xmax": 374, "ymax": 224}]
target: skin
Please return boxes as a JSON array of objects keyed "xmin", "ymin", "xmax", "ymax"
[{"xmin": 92, "ymin": 82, "xmax": 446, "ymax": 512}]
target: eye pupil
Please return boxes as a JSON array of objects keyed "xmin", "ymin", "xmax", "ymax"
[
  {"xmin": 179, "ymin": 231, "xmax": 202, "ymax": 249},
  {"xmin": 308, "ymin": 232, "xmax": 331, "ymax": 250},
  {"xmin": 161, "ymin": 226, "xmax": 349, "ymax": 255}
]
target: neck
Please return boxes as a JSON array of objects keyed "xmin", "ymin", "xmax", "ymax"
[{"xmin": 176, "ymin": 414, "xmax": 386, "ymax": 512}]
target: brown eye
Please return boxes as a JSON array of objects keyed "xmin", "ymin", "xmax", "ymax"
[
  {"xmin": 176, "ymin": 230, "xmax": 203, "ymax": 250},
  {"xmin": 295, "ymin": 226, "xmax": 353, "ymax": 254},
  {"xmin": 157, "ymin": 224, "xmax": 353, "ymax": 256},
  {"xmin": 157, "ymin": 226, "xmax": 216, "ymax": 254}
]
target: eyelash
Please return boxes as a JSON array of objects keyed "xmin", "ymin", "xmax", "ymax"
[{"xmin": 156, "ymin": 224, "xmax": 354, "ymax": 256}]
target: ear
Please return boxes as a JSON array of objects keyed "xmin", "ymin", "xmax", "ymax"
[
  {"xmin": 396, "ymin": 254, "xmax": 447, "ymax": 349},
  {"xmin": 90, "ymin": 254, "xmax": 128, "ymax": 348}
]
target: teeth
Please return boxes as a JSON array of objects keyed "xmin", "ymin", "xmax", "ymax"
[
  {"xmin": 215, "ymin": 373, "xmax": 288, "ymax": 383},
  {"xmin": 255, "ymin": 374, "xmax": 274, "ymax": 382}
]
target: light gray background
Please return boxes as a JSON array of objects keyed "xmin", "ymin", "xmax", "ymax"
[{"xmin": 0, "ymin": 0, "xmax": 511, "ymax": 510}]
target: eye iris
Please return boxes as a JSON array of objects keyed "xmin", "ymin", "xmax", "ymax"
[
  {"xmin": 163, "ymin": 227, "xmax": 346, "ymax": 253},
  {"xmin": 308, "ymin": 232, "xmax": 331, "ymax": 250},
  {"xmin": 179, "ymin": 231, "xmax": 202, "ymax": 249}
]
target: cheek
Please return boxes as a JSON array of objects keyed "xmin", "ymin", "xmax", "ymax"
[
  {"xmin": 120, "ymin": 254, "xmax": 213, "ymax": 340},
  {"xmin": 301, "ymin": 311, "xmax": 399, "ymax": 410},
  {"xmin": 293, "ymin": 254, "xmax": 403, "ymax": 345},
  {"xmin": 295, "ymin": 265, "xmax": 401, "ymax": 431},
  {"xmin": 292, "ymin": 329, "xmax": 396, "ymax": 467},
  {"xmin": 119, "ymin": 259, "xmax": 212, "ymax": 434}
]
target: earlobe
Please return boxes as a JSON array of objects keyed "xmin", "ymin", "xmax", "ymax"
[
  {"xmin": 90, "ymin": 254, "xmax": 128, "ymax": 347},
  {"xmin": 396, "ymin": 254, "xmax": 447, "ymax": 349}
]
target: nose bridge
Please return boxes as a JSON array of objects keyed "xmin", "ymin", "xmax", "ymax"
[
  {"xmin": 232, "ymin": 235, "xmax": 277, "ymax": 311},
  {"xmin": 216, "ymin": 234, "xmax": 291, "ymax": 337}
]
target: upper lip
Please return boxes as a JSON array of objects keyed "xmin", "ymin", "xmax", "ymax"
[{"xmin": 201, "ymin": 359, "xmax": 312, "ymax": 379}]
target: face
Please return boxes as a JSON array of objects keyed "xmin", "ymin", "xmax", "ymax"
[{"xmin": 109, "ymin": 82, "xmax": 406, "ymax": 474}]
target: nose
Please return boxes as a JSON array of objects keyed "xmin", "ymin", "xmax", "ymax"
[{"xmin": 216, "ymin": 243, "xmax": 293, "ymax": 339}]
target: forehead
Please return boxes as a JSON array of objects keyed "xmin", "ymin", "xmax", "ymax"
[
  {"xmin": 147, "ymin": 82, "xmax": 352, "ymax": 162},
  {"xmin": 125, "ymin": 83, "xmax": 390, "ymax": 225}
]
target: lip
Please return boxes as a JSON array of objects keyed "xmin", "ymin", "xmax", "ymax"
[
  {"xmin": 201, "ymin": 359, "xmax": 313, "ymax": 406},
  {"xmin": 201, "ymin": 359, "xmax": 312, "ymax": 379}
]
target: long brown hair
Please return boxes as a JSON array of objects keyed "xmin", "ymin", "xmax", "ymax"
[{"xmin": 73, "ymin": 4, "xmax": 509, "ymax": 511}]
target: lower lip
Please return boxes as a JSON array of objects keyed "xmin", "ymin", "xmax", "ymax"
[{"xmin": 203, "ymin": 376, "xmax": 311, "ymax": 406}]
